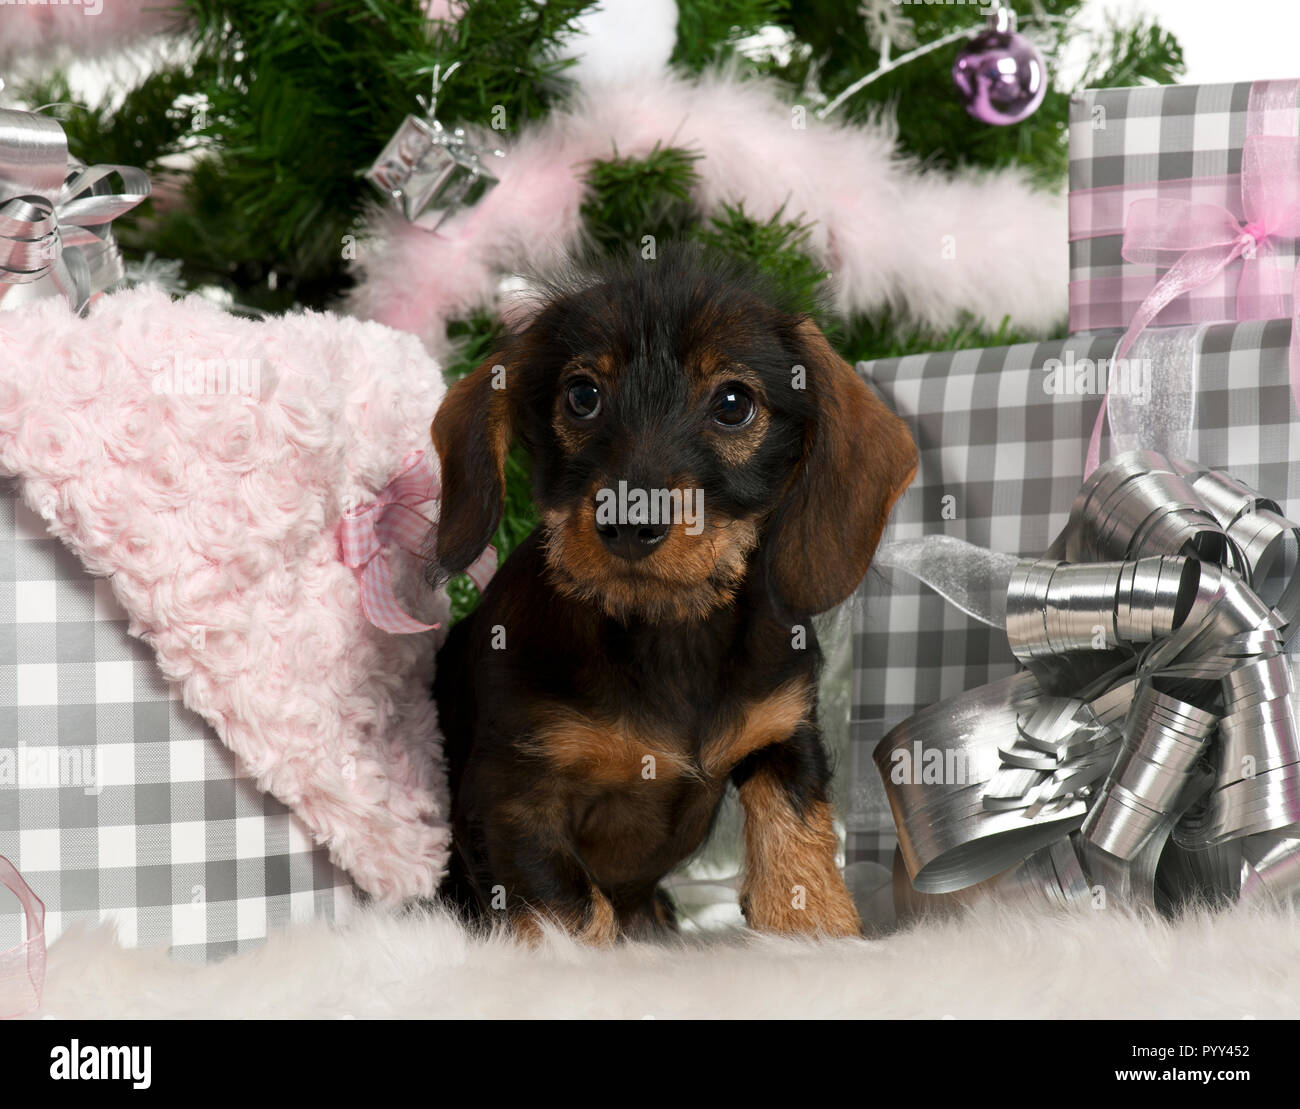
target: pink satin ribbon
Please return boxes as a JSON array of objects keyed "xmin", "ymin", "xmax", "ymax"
[
  {"xmin": 1069, "ymin": 173, "xmax": 1248, "ymax": 244},
  {"xmin": 0, "ymin": 856, "xmax": 45, "ymax": 1019},
  {"xmin": 338, "ymin": 450, "xmax": 496, "ymax": 634},
  {"xmin": 1085, "ymin": 113, "xmax": 1300, "ymax": 476}
]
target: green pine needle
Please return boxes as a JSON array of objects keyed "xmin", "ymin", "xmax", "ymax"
[
  {"xmin": 690, "ymin": 201, "xmax": 830, "ymax": 322},
  {"xmin": 672, "ymin": 0, "xmax": 789, "ymax": 72},
  {"xmin": 580, "ymin": 144, "xmax": 702, "ymax": 258}
]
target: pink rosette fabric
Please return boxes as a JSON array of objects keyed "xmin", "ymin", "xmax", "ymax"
[{"xmin": 0, "ymin": 288, "xmax": 453, "ymax": 901}]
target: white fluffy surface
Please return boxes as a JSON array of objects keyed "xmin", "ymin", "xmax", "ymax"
[{"xmin": 33, "ymin": 902, "xmax": 1300, "ymax": 1019}]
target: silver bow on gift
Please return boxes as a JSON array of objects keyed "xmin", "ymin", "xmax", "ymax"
[
  {"xmin": 0, "ymin": 108, "xmax": 150, "ymax": 314},
  {"xmin": 875, "ymin": 450, "xmax": 1300, "ymax": 915}
]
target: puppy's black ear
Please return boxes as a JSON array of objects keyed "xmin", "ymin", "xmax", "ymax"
[
  {"xmin": 765, "ymin": 319, "xmax": 917, "ymax": 615},
  {"xmin": 431, "ymin": 355, "xmax": 512, "ymax": 576}
]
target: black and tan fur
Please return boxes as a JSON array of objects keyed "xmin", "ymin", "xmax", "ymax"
[{"xmin": 431, "ymin": 249, "xmax": 916, "ymax": 943}]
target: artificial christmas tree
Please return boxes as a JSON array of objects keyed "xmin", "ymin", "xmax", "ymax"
[{"xmin": 3, "ymin": 0, "xmax": 1184, "ymax": 618}]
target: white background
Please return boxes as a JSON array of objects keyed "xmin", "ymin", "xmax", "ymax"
[{"xmin": 1079, "ymin": 0, "xmax": 1300, "ymax": 85}]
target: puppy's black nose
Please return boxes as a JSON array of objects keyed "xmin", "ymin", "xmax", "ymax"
[{"xmin": 596, "ymin": 521, "xmax": 668, "ymax": 561}]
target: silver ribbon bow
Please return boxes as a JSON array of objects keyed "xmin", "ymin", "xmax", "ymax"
[
  {"xmin": 0, "ymin": 108, "xmax": 150, "ymax": 313},
  {"xmin": 875, "ymin": 450, "xmax": 1300, "ymax": 914}
]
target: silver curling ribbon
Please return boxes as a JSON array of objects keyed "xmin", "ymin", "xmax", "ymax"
[
  {"xmin": 1175, "ymin": 651, "xmax": 1300, "ymax": 846},
  {"xmin": 891, "ymin": 837, "xmax": 1090, "ymax": 924},
  {"xmin": 875, "ymin": 672, "xmax": 1088, "ymax": 894},
  {"xmin": 875, "ymin": 449, "xmax": 1300, "ymax": 911},
  {"xmin": 1082, "ymin": 681, "xmax": 1218, "ymax": 860},
  {"xmin": 1238, "ymin": 834, "xmax": 1300, "ymax": 905},
  {"xmin": 1182, "ymin": 464, "xmax": 1300, "ymax": 632}
]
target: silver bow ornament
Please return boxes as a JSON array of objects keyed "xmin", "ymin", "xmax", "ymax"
[
  {"xmin": 875, "ymin": 450, "xmax": 1300, "ymax": 915},
  {"xmin": 0, "ymin": 108, "xmax": 150, "ymax": 314}
]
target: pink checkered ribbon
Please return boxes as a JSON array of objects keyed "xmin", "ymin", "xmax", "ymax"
[
  {"xmin": 338, "ymin": 450, "xmax": 496, "ymax": 634},
  {"xmin": 0, "ymin": 856, "xmax": 45, "ymax": 1019},
  {"xmin": 1085, "ymin": 80, "xmax": 1300, "ymax": 476}
]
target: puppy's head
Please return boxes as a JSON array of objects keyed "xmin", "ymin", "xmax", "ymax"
[{"xmin": 432, "ymin": 251, "xmax": 917, "ymax": 623}]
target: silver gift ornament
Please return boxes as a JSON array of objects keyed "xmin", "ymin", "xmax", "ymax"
[
  {"xmin": 365, "ymin": 114, "xmax": 503, "ymax": 230},
  {"xmin": 0, "ymin": 108, "xmax": 150, "ymax": 314},
  {"xmin": 874, "ymin": 450, "xmax": 1300, "ymax": 916}
]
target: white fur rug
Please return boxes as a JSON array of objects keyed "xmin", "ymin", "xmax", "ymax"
[{"xmin": 30, "ymin": 902, "xmax": 1300, "ymax": 1019}]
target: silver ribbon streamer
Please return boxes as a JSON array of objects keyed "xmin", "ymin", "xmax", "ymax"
[
  {"xmin": 876, "ymin": 450, "xmax": 1300, "ymax": 915},
  {"xmin": 0, "ymin": 108, "xmax": 150, "ymax": 314},
  {"xmin": 875, "ymin": 535, "xmax": 1016, "ymax": 628}
]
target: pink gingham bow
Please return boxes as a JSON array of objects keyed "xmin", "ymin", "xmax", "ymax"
[
  {"xmin": 1087, "ymin": 134, "xmax": 1300, "ymax": 475},
  {"xmin": 0, "ymin": 856, "xmax": 45, "ymax": 1019},
  {"xmin": 338, "ymin": 450, "xmax": 495, "ymax": 634}
]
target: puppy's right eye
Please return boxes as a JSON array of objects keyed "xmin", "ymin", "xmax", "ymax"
[{"xmin": 565, "ymin": 379, "xmax": 601, "ymax": 419}]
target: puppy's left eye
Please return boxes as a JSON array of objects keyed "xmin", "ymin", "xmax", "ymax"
[
  {"xmin": 565, "ymin": 378, "xmax": 601, "ymax": 419},
  {"xmin": 710, "ymin": 384, "xmax": 756, "ymax": 428}
]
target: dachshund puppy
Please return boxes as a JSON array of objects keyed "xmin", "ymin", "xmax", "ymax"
[{"xmin": 431, "ymin": 250, "xmax": 916, "ymax": 944}]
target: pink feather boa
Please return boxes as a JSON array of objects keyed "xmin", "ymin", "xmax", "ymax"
[
  {"xmin": 348, "ymin": 69, "xmax": 1068, "ymax": 355},
  {"xmin": 0, "ymin": 288, "xmax": 451, "ymax": 902},
  {"xmin": 0, "ymin": 0, "xmax": 186, "ymax": 62}
]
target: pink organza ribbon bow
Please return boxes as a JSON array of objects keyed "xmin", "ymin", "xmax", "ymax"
[
  {"xmin": 338, "ymin": 450, "xmax": 495, "ymax": 634},
  {"xmin": 1087, "ymin": 134, "xmax": 1300, "ymax": 475},
  {"xmin": 0, "ymin": 856, "xmax": 45, "ymax": 1019}
]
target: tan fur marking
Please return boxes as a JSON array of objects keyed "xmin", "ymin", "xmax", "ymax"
[
  {"xmin": 542, "ymin": 499, "xmax": 759, "ymax": 624},
  {"xmin": 526, "ymin": 704, "xmax": 699, "ymax": 785},
  {"xmin": 552, "ymin": 414, "xmax": 585, "ymax": 455},
  {"xmin": 511, "ymin": 912, "xmax": 545, "ymax": 947},
  {"xmin": 691, "ymin": 359, "xmax": 769, "ymax": 468},
  {"xmin": 710, "ymin": 405, "xmax": 769, "ymax": 467},
  {"xmin": 688, "ymin": 354, "xmax": 764, "ymax": 399},
  {"xmin": 701, "ymin": 680, "xmax": 812, "ymax": 778},
  {"xmin": 576, "ymin": 886, "xmax": 619, "ymax": 945},
  {"xmin": 738, "ymin": 772, "xmax": 862, "ymax": 937},
  {"xmin": 513, "ymin": 887, "xmax": 620, "ymax": 948}
]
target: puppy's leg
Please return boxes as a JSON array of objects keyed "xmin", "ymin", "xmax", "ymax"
[
  {"xmin": 512, "ymin": 883, "xmax": 619, "ymax": 948},
  {"xmin": 732, "ymin": 729, "xmax": 862, "ymax": 937},
  {"xmin": 610, "ymin": 885, "xmax": 678, "ymax": 940},
  {"xmin": 475, "ymin": 791, "xmax": 619, "ymax": 947}
]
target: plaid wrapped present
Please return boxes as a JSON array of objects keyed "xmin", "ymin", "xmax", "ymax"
[
  {"xmin": 1068, "ymin": 79, "xmax": 1300, "ymax": 337},
  {"xmin": 0, "ymin": 482, "xmax": 355, "ymax": 962},
  {"xmin": 848, "ymin": 317, "xmax": 1300, "ymax": 874}
]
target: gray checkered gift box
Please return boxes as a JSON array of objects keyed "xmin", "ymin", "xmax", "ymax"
[
  {"xmin": 847, "ymin": 318, "xmax": 1300, "ymax": 872},
  {"xmin": 0, "ymin": 481, "xmax": 355, "ymax": 962},
  {"xmin": 1068, "ymin": 79, "xmax": 1300, "ymax": 336}
]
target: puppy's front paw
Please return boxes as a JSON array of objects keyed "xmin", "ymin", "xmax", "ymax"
[
  {"xmin": 739, "ymin": 775, "xmax": 864, "ymax": 938},
  {"xmin": 740, "ymin": 875, "xmax": 863, "ymax": 938},
  {"xmin": 513, "ymin": 887, "xmax": 621, "ymax": 948}
]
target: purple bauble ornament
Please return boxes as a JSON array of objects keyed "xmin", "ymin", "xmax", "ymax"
[{"xmin": 952, "ymin": 7, "xmax": 1047, "ymax": 126}]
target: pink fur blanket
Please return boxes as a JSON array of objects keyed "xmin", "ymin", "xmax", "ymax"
[{"xmin": 0, "ymin": 288, "xmax": 451, "ymax": 901}]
